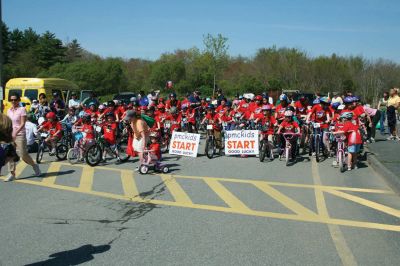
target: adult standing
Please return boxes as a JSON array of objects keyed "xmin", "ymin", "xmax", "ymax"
[
  {"xmin": 125, "ymin": 109, "xmax": 150, "ymax": 170},
  {"xmin": 81, "ymin": 91, "xmax": 99, "ymax": 108},
  {"xmin": 68, "ymin": 92, "xmax": 81, "ymax": 109},
  {"xmin": 363, "ymin": 104, "xmax": 380, "ymax": 142},
  {"xmin": 377, "ymin": 92, "xmax": 389, "ymax": 135},
  {"xmin": 387, "ymin": 88, "xmax": 400, "ymax": 140},
  {"xmin": 50, "ymin": 92, "xmax": 66, "ymax": 118},
  {"xmin": 6, "ymin": 92, "xmax": 41, "ymax": 181},
  {"xmin": 331, "ymin": 92, "xmax": 343, "ymax": 105}
]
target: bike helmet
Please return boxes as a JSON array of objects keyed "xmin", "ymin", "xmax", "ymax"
[
  {"xmin": 78, "ymin": 110, "xmax": 86, "ymax": 118},
  {"xmin": 337, "ymin": 104, "xmax": 345, "ymax": 110},
  {"xmin": 286, "ymin": 106, "xmax": 295, "ymax": 112},
  {"xmin": 169, "ymin": 92, "xmax": 177, "ymax": 98},
  {"xmin": 343, "ymin": 96, "xmax": 354, "ymax": 104},
  {"xmin": 107, "ymin": 100, "xmax": 115, "ymax": 107},
  {"xmin": 157, "ymin": 103, "xmax": 165, "ymax": 109},
  {"xmin": 331, "ymin": 102, "xmax": 341, "ymax": 109},
  {"xmin": 181, "ymin": 103, "xmax": 188, "ymax": 109},
  {"xmin": 279, "ymin": 94, "xmax": 288, "ymax": 102},
  {"xmin": 89, "ymin": 102, "xmax": 96, "ymax": 107},
  {"xmin": 340, "ymin": 112, "xmax": 353, "ymax": 120},
  {"xmin": 262, "ymin": 104, "xmax": 271, "ymax": 111},
  {"xmin": 353, "ymin": 96, "xmax": 360, "ymax": 102},
  {"xmin": 113, "ymin": 100, "xmax": 119, "ymax": 105},
  {"xmin": 46, "ymin": 112, "xmax": 56, "ymax": 119},
  {"xmin": 284, "ymin": 110, "xmax": 293, "ymax": 117},
  {"xmin": 207, "ymin": 104, "xmax": 215, "ymax": 110},
  {"xmin": 319, "ymin": 96, "xmax": 331, "ymax": 104},
  {"xmin": 312, "ymin": 98, "xmax": 320, "ymax": 105},
  {"xmin": 169, "ymin": 107, "xmax": 177, "ymax": 114},
  {"xmin": 98, "ymin": 104, "xmax": 105, "ymax": 110},
  {"xmin": 149, "ymin": 131, "xmax": 158, "ymax": 138},
  {"xmin": 206, "ymin": 97, "xmax": 211, "ymax": 102},
  {"xmin": 130, "ymin": 97, "xmax": 137, "ymax": 102},
  {"xmin": 105, "ymin": 112, "xmax": 114, "ymax": 118},
  {"xmin": 255, "ymin": 95, "xmax": 263, "ymax": 101},
  {"xmin": 234, "ymin": 112, "xmax": 242, "ymax": 118}
]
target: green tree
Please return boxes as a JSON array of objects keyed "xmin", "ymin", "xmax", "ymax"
[
  {"xmin": 36, "ymin": 31, "xmax": 66, "ymax": 69},
  {"xmin": 65, "ymin": 39, "xmax": 82, "ymax": 63}
]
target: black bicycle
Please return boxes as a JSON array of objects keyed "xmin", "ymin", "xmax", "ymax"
[{"xmin": 36, "ymin": 132, "xmax": 68, "ymax": 164}]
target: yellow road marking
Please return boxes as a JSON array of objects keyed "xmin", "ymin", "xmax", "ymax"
[
  {"xmin": 2, "ymin": 175, "xmax": 400, "ymax": 232},
  {"xmin": 121, "ymin": 170, "xmax": 140, "ymax": 198},
  {"xmin": 204, "ymin": 179, "xmax": 251, "ymax": 212},
  {"xmin": 15, "ymin": 162, "xmax": 28, "ymax": 177},
  {"xmin": 78, "ymin": 166, "xmax": 94, "ymax": 192},
  {"xmin": 253, "ymin": 181, "xmax": 318, "ymax": 218},
  {"xmin": 160, "ymin": 174, "xmax": 193, "ymax": 204},
  {"xmin": 325, "ymin": 189, "xmax": 400, "ymax": 218},
  {"xmin": 41, "ymin": 163, "xmax": 61, "ymax": 185},
  {"xmin": 312, "ymin": 160, "xmax": 357, "ymax": 266}
]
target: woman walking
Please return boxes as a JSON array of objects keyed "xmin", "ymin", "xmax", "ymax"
[
  {"xmin": 387, "ymin": 88, "xmax": 400, "ymax": 140},
  {"xmin": 377, "ymin": 92, "xmax": 389, "ymax": 135},
  {"xmin": 5, "ymin": 92, "xmax": 41, "ymax": 181}
]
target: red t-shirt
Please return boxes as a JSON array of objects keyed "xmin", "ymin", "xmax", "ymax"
[
  {"xmin": 166, "ymin": 114, "xmax": 182, "ymax": 132},
  {"xmin": 156, "ymin": 112, "xmax": 169, "ymax": 128},
  {"xmin": 150, "ymin": 143, "xmax": 161, "ymax": 160},
  {"xmin": 341, "ymin": 121, "xmax": 362, "ymax": 146},
  {"xmin": 205, "ymin": 113, "xmax": 221, "ymax": 131},
  {"xmin": 165, "ymin": 99, "xmax": 181, "ymax": 110},
  {"xmin": 280, "ymin": 120, "xmax": 300, "ymax": 133},
  {"xmin": 42, "ymin": 121, "xmax": 62, "ymax": 138},
  {"xmin": 341, "ymin": 109, "xmax": 359, "ymax": 125},
  {"xmin": 102, "ymin": 122, "xmax": 117, "ymax": 145},
  {"xmin": 275, "ymin": 104, "xmax": 287, "ymax": 121},
  {"xmin": 82, "ymin": 124, "xmax": 95, "ymax": 140},
  {"xmin": 310, "ymin": 105, "xmax": 330, "ymax": 128},
  {"xmin": 260, "ymin": 116, "xmax": 277, "ymax": 135},
  {"xmin": 85, "ymin": 109, "xmax": 100, "ymax": 119},
  {"xmin": 294, "ymin": 101, "xmax": 308, "ymax": 115}
]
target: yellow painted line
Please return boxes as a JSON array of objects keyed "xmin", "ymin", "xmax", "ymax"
[
  {"xmin": 15, "ymin": 161, "xmax": 28, "ymax": 177},
  {"xmin": 325, "ymin": 189, "xmax": 400, "ymax": 218},
  {"xmin": 78, "ymin": 166, "xmax": 94, "ymax": 192},
  {"xmin": 3, "ymin": 176, "xmax": 400, "ymax": 232},
  {"xmin": 171, "ymin": 174, "xmax": 392, "ymax": 194},
  {"xmin": 253, "ymin": 181, "xmax": 318, "ymax": 218},
  {"xmin": 204, "ymin": 179, "xmax": 251, "ymax": 212},
  {"xmin": 51, "ymin": 161, "xmax": 393, "ymax": 194},
  {"xmin": 312, "ymin": 159, "xmax": 357, "ymax": 266},
  {"xmin": 41, "ymin": 163, "xmax": 61, "ymax": 185},
  {"xmin": 160, "ymin": 174, "xmax": 193, "ymax": 204},
  {"xmin": 121, "ymin": 170, "xmax": 140, "ymax": 198}
]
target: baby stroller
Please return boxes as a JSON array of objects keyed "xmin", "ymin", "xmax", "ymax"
[{"xmin": 138, "ymin": 149, "xmax": 169, "ymax": 174}]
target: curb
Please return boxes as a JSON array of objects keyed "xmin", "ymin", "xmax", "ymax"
[{"xmin": 366, "ymin": 147, "xmax": 400, "ymax": 195}]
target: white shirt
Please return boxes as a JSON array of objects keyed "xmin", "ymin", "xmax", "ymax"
[
  {"xmin": 25, "ymin": 121, "xmax": 38, "ymax": 146},
  {"xmin": 332, "ymin": 96, "xmax": 343, "ymax": 104},
  {"xmin": 68, "ymin": 98, "xmax": 81, "ymax": 108}
]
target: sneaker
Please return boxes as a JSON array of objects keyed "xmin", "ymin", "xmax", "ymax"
[
  {"xmin": 370, "ymin": 137, "xmax": 375, "ymax": 143},
  {"xmin": 4, "ymin": 173, "xmax": 16, "ymax": 182},
  {"xmin": 347, "ymin": 167, "xmax": 352, "ymax": 171},
  {"xmin": 33, "ymin": 165, "xmax": 42, "ymax": 177},
  {"xmin": 134, "ymin": 167, "xmax": 139, "ymax": 172},
  {"xmin": 354, "ymin": 165, "xmax": 359, "ymax": 170},
  {"xmin": 387, "ymin": 136, "xmax": 395, "ymax": 140},
  {"xmin": 332, "ymin": 161, "xmax": 338, "ymax": 167},
  {"xmin": 312, "ymin": 152, "xmax": 316, "ymax": 156}
]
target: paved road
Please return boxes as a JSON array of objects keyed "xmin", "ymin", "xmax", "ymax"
[{"xmin": 1, "ymin": 139, "xmax": 400, "ymax": 265}]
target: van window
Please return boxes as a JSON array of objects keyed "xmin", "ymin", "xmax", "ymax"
[
  {"xmin": 24, "ymin": 89, "xmax": 38, "ymax": 101},
  {"xmin": 8, "ymin": 89, "xmax": 22, "ymax": 100}
]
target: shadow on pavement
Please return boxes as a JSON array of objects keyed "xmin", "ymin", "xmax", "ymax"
[
  {"xmin": 25, "ymin": 244, "xmax": 110, "ymax": 266},
  {"xmin": 19, "ymin": 170, "xmax": 76, "ymax": 180}
]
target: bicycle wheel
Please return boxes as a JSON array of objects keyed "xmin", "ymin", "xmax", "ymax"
[
  {"xmin": 56, "ymin": 144, "xmax": 68, "ymax": 160},
  {"xmin": 259, "ymin": 142, "xmax": 266, "ymax": 162},
  {"xmin": 117, "ymin": 141, "xmax": 130, "ymax": 162},
  {"xmin": 205, "ymin": 138, "xmax": 214, "ymax": 159},
  {"xmin": 285, "ymin": 146, "xmax": 290, "ymax": 166},
  {"xmin": 67, "ymin": 148, "xmax": 80, "ymax": 164},
  {"xmin": 36, "ymin": 144, "xmax": 44, "ymax": 164},
  {"xmin": 85, "ymin": 144, "xmax": 102, "ymax": 167},
  {"xmin": 315, "ymin": 135, "xmax": 320, "ymax": 162},
  {"xmin": 339, "ymin": 151, "xmax": 345, "ymax": 173}
]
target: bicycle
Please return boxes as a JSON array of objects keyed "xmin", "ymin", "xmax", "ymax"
[
  {"xmin": 259, "ymin": 129, "xmax": 274, "ymax": 162},
  {"xmin": 279, "ymin": 133, "xmax": 300, "ymax": 166},
  {"xmin": 335, "ymin": 134, "xmax": 347, "ymax": 173},
  {"xmin": 85, "ymin": 125, "xmax": 130, "ymax": 166},
  {"xmin": 309, "ymin": 122, "xmax": 329, "ymax": 162},
  {"xmin": 36, "ymin": 132, "xmax": 68, "ymax": 164}
]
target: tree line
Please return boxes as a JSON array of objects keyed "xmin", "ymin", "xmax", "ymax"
[{"xmin": 2, "ymin": 23, "xmax": 400, "ymax": 104}]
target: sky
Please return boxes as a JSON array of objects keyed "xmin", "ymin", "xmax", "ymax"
[{"xmin": 4, "ymin": 0, "xmax": 400, "ymax": 62}]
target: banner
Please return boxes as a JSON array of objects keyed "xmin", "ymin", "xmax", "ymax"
[
  {"xmin": 169, "ymin": 131, "xmax": 200, "ymax": 157},
  {"xmin": 224, "ymin": 130, "xmax": 259, "ymax": 155}
]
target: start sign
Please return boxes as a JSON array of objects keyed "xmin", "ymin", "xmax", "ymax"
[
  {"xmin": 169, "ymin": 131, "xmax": 200, "ymax": 157},
  {"xmin": 224, "ymin": 130, "xmax": 259, "ymax": 155}
]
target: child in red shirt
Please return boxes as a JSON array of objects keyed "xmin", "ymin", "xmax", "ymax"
[
  {"xmin": 277, "ymin": 110, "xmax": 300, "ymax": 161},
  {"xmin": 255, "ymin": 105, "xmax": 277, "ymax": 143},
  {"xmin": 80, "ymin": 115, "xmax": 95, "ymax": 159},
  {"xmin": 39, "ymin": 112, "xmax": 62, "ymax": 155},
  {"xmin": 148, "ymin": 132, "xmax": 161, "ymax": 163},
  {"xmin": 102, "ymin": 112, "xmax": 119, "ymax": 162},
  {"xmin": 334, "ymin": 112, "xmax": 362, "ymax": 171}
]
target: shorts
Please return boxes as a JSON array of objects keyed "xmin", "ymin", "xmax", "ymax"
[
  {"xmin": 348, "ymin": 144, "xmax": 361, "ymax": 153},
  {"xmin": 133, "ymin": 138, "xmax": 145, "ymax": 153}
]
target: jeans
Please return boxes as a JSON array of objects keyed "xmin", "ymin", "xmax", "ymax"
[{"xmin": 379, "ymin": 110, "xmax": 386, "ymax": 134}]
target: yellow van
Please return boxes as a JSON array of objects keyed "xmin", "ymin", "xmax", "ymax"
[{"xmin": 2, "ymin": 78, "xmax": 79, "ymax": 113}]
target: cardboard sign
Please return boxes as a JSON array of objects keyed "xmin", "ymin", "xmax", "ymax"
[
  {"xmin": 169, "ymin": 131, "xmax": 200, "ymax": 157},
  {"xmin": 224, "ymin": 130, "xmax": 259, "ymax": 155}
]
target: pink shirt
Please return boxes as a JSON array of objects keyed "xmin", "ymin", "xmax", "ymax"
[
  {"xmin": 363, "ymin": 105, "xmax": 377, "ymax": 117},
  {"xmin": 7, "ymin": 106, "xmax": 27, "ymax": 136}
]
